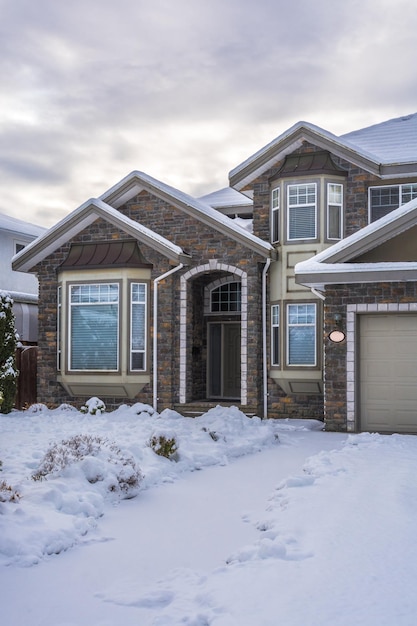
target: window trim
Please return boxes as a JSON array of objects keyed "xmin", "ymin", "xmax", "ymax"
[
  {"xmin": 285, "ymin": 302, "xmax": 318, "ymax": 368},
  {"xmin": 368, "ymin": 183, "xmax": 417, "ymax": 223},
  {"xmin": 286, "ymin": 182, "xmax": 318, "ymax": 242},
  {"xmin": 271, "ymin": 304, "xmax": 280, "ymax": 366}
]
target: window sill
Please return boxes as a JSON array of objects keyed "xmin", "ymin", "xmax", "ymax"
[{"xmin": 57, "ymin": 373, "xmax": 150, "ymax": 399}]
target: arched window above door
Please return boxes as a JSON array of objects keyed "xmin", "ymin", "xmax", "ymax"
[{"xmin": 210, "ymin": 281, "xmax": 241, "ymax": 313}]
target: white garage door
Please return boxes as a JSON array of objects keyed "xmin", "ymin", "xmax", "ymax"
[{"xmin": 359, "ymin": 313, "xmax": 417, "ymax": 433}]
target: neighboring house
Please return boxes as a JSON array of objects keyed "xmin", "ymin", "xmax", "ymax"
[
  {"xmin": 0, "ymin": 212, "xmax": 46, "ymax": 343},
  {"xmin": 12, "ymin": 113, "xmax": 417, "ymax": 432}
]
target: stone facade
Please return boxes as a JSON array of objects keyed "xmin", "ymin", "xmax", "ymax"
[{"xmin": 35, "ymin": 196, "xmax": 267, "ymax": 413}]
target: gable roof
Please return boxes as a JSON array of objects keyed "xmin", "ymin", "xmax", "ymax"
[
  {"xmin": 100, "ymin": 171, "xmax": 273, "ymax": 258},
  {"xmin": 295, "ymin": 196, "xmax": 417, "ymax": 290},
  {"xmin": 230, "ymin": 114, "xmax": 417, "ymax": 190},
  {"xmin": 198, "ymin": 187, "xmax": 253, "ymax": 210},
  {"xmin": 12, "ymin": 198, "xmax": 191, "ymax": 272},
  {"xmin": 13, "ymin": 172, "xmax": 275, "ymax": 273},
  {"xmin": 0, "ymin": 211, "xmax": 46, "ymax": 238}
]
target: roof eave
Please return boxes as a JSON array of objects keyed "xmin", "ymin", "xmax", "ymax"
[
  {"xmin": 101, "ymin": 171, "xmax": 275, "ymax": 259},
  {"xmin": 229, "ymin": 125, "xmax": 381, "ymax": 190},
  {"xmin": 12, "ymin": 199, "xmax": 189, "ymax": 273}
]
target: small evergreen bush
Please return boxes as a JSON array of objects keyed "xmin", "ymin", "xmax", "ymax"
[
  {"xmin": 0, "ymin": 292, "xmax": 19, "ymax": 413},
  {"xmin": 80, "ymin": 397, "xmax": 106, "ymax": 415},
  {"xmin": 149, "ymin": 432, "xmax": 178, "ymax": 459}
]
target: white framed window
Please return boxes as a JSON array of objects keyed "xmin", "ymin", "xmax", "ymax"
[
  {"xmin": 271, "ymin": 187, "xmax": 280, "ymax": 243},
  {"xmin": 69, "ymin": 283, "xmax": 119, "ymax": 371},
  {"xmin": 286, "ymin": 303, "xmax": 316, "ymax": 366},
  {"xmin": 130, "ymin": 282, "xmax": 147, "ymax": 371},
  {"xmin": 211, "ymin": 282, "xmax": 241, "ymax": 313},
  {"xmin": 369, "ymin": 183, "xmax": 417, "ymax": 222},
  {"xmin": 271, "ymin": 304, "xmax": 280, "ymax": 366},
  {"xmin": 287, "ymin": 183, "xmax": 317, "ymax": 240},
  {"xmin": 327, "ymin": 183, "xmax": 343, "ymax": 240}
]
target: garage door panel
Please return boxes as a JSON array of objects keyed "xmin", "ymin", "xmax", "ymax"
[{"xmin": 359, "ymin": 313, "xmax": 417, "ymax": 433}]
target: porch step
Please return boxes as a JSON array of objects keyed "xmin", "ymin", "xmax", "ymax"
[{"xmin": 173, "ymin": 402, "xmax": 259, "ymax": 419}]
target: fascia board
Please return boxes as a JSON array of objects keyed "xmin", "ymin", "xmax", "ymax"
[
  {"xmin": 296, "ymin": 262, "xmax": 417, "ymax": 290},
  {"xmin": 101, "ymin": 171, "xmax": 275, "ymax": 259},
  {"xmin": 12, "ymin": 199, "xmax": 188, "ymax": 272},
  {"xmin": 229, "ymin": 124, "xmax": 381, "ymax": 190}
]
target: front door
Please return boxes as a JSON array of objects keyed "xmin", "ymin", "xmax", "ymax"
[{"xmin": 208, "ymin": 322, "xmax": 240, "ymax": 399}]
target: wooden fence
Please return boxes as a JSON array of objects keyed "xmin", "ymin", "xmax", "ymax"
[{"xmin": 15, "ymin": 346, "xmax": 38, "ymax": 409}]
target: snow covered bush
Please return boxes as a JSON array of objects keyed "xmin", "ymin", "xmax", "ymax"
[
  {"xmin": 80, "ymin": 397, "xmax": 106, "ymax": 415},
  {"xmin": 32, "ymin": 434, "xmax": 143, "ymax": 497},
  {"xmin": 0, "ymin": 292, "xmax": 19, "ymax": 414},
  {"xmin": 0, "ymin": 480, "xmax": 20, "ymax": 502},
  {"xmin": 149, "ymin": 431, "xmax": 179, "ymax": 459}
]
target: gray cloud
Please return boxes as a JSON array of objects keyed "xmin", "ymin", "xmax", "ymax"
[{"xmin": 0, "ymin": 0, "xmax": 416, "ymax": 226}]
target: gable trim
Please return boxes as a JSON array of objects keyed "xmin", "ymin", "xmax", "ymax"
[
  {"xmin": 12, "ymin": 198, "xmax": 190, "ymax": 273},
  {"xmin": 229, "ymin": 122, "xmax": 382, "ymax": 191},
  {"xmin": 100, "ymin": 171, "xmax": 275, "ymax": 260}
]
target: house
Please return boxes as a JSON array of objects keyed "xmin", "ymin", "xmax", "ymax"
[
  {"xmin": 12, "ymin": 113, "xmax": 417, "ymax": 432},
  {"xmin": 0, "ymin": 212, "xmax": 46, "ymax": 343}
]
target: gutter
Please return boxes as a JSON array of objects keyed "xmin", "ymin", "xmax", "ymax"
[
  {"xmin": 153, "ymin": 264, "xmax": 184, "ymax": 411},
  {"xmin": 262, "ymin": 258, "xmax": 271, "ymax": 419}
]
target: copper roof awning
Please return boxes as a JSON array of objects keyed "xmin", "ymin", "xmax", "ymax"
[
  {"xmin": 58, "ymin": 240, "xmax": 153, "ymax": 271},
  {"xmin": 271, "ymin": 151, "xmax": 348, "ymax": 179}
]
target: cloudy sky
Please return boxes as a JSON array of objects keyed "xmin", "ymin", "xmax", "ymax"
[{"xmin": 1, "ymin": 0, "xmax": 416, "ymax": 228}]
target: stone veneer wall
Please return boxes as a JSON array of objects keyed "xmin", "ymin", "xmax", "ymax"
[
  {"xmin": 35, "ymin": 194, "xmax": 266, "ymax": 412},
  {"xmin": 324, "ymin": 282, "xmax": 417, "ymax": 431}
]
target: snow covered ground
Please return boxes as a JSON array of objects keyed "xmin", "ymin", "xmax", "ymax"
[{"xmin": 1, "ymin": 402, "xmax": 417, "ymax": 625}]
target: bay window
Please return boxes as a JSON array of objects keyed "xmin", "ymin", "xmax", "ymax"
[
  {"xmin": 327, "ymin": 183, "xmax": 343, "ymax": 240},
  {"xmin": 271, "ymin": 187, "xmax": 280, "ymax": 243},
  {"xmin": 130, "ymin": 282, "xmax": 147, "ymax": 371},
  {"xmin": 287, "ymin": 183, "xmax": 317, "ymax": 240}
]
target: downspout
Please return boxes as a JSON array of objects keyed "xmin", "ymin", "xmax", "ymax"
[
  {"xmin": 262, "ymin": 258, "xmax": 272, "ymax": 419},
  {"xmin": 153, "ymin": 263, "xmax": 184, "ymax": 412}
]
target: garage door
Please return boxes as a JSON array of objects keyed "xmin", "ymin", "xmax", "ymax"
[{"xmin": 359, "ymin": 313, "xmax": 417, "ymax": 433}]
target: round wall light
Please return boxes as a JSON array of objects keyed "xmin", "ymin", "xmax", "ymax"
[{"xmin": 329, "ymin": 329, "xmax": 346, "ymax": 343}]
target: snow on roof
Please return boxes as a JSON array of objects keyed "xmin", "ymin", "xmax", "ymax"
[
  {"xmin": 101, "ymin": 171, "xmax": 272, "ymax": 256},
  {"xmin": 198, "ymin": 187, "xmax": 253, "ymax": 209},
  {"xmin": 340, "ymin": 113, "xmax": 417, "ymax": 164},
  {"xmin": 0, "ymin": 211, "xmax": 46, "ymax": 238}
]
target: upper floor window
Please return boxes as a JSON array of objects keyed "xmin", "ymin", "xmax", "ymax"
[
  {"xmin": 369, "ymin": 184, "xmax": 417, "ymax": 222},
  {"xmin": 287, "ymin": 303, "xmax": 316, "ymax": 366},
  {"xmin": 271, "ymin": 187, "xmax": 280, "ymax": 243},
  {"xmin": 287, "ymin": 183, "xmax": 317, "ymax": 240},
  {"xmin": 327, "ymin": 183, "xmax": 343, "ymax": 240},
  {"xmin": 211, "ymin": 282, "xmax": 241, "ymax": 313}
]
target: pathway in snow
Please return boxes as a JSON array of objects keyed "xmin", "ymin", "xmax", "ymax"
[{"xmin": 1, "ymin": 430, "xmax": 346, "ymax": 626}]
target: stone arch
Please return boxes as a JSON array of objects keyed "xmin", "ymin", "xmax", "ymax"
[{"xmin": 179, "ymin": 261, "xmax": 247, "ymax": 404}]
